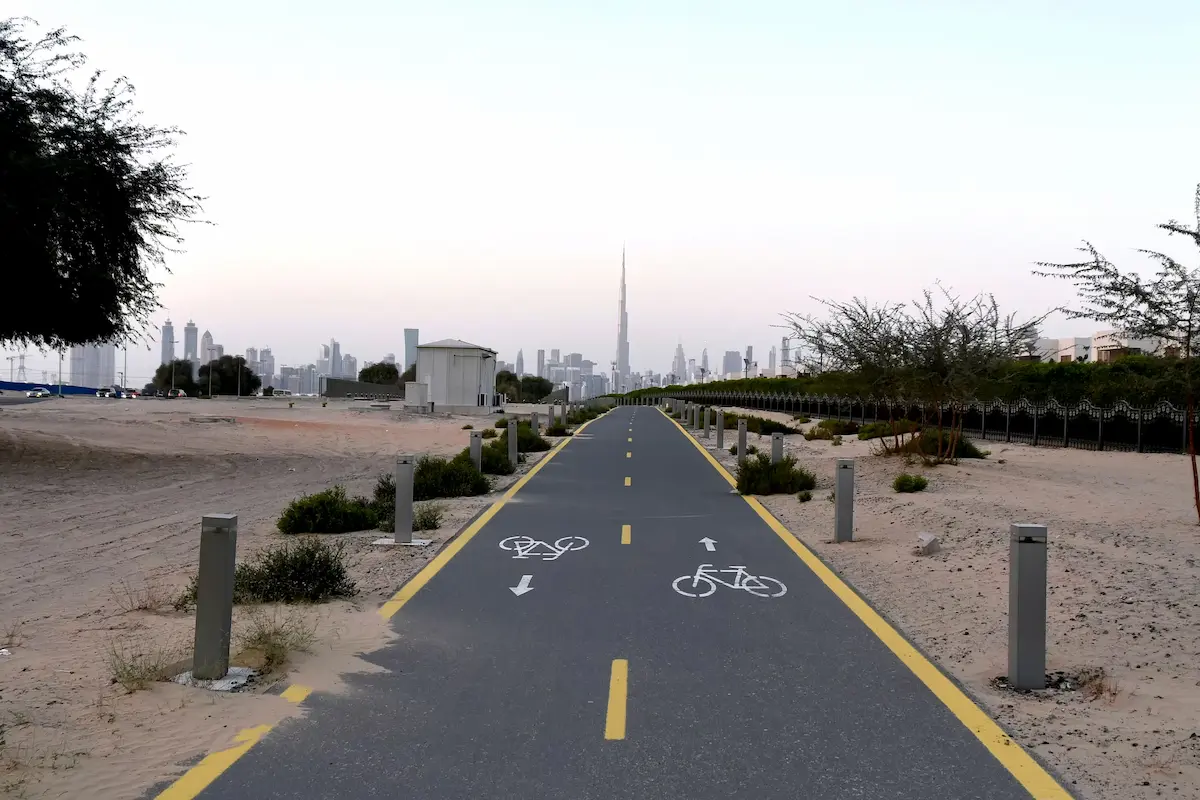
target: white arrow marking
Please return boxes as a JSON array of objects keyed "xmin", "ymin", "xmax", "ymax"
[
  {"xmin": 510, "ymin": 575, "xmax": 534, "ymax": 596},
  {"xmin": 699, "ymin": 537, "xmax": 717, "ymax": 552}
]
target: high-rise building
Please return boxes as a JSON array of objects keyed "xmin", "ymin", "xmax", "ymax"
[
  {"xmin": 687, "ymin": 358, "xmax": 696, "ymax": 382},
  {"xmin": 183, "ymin": 320, "xmax": 198, "ymax": 363},
  {"xmin": 516, "ymin": 349, "xmax": 525, "ymax": 376},
  {"xmin": 200, "ymin": 330, "xmax": 215, "ymax": 365},
  {"xmin": 537, "ymin": 349, "xmax": 545, "ymax": 379},
  {"xmin": 382, "ymin": 353, "xmax": 396, "ymax": 365},
  {"xmin": 214, "ymin": 344, "xmax": 225, "ymax": 360},
  {"xmin": 317, "ymin": 344, "xmax": 330, "ymax": 375},
  {"xmin": 160, "ymin": 319, "xmax": 175, "ymax": 366},
  {"xmin": 781, "ymin": 336, "xmax": 791, "ymax": 375},
  {"xmin": 330, "ymin": 339, "xmax": 342, "ymax": 378},
  {"xmin": 768, "ymin": 346, "xmax": 777, "ymax": 376},
  {"xmin": 614, "ymin": 248, "xmax": 631, "ymax": 393},
  {"xmin": 70, "ymin": 342, "xmax": 117, "ymax": 388},
  {"xmin": 671, "ymin": 343, "xmax": 686, "ymax": 384},
  {"xmin": 745, "ymin": 345, "xmax": 754, "ymax": 377},
  {"xmin": 701, "ymin": 348, "xmax": 709, "ymax": 377},
  {"xmin": 342, "ymin": 353, "xmax": 357, "ymax": 379},
  {"xmin": 259, "ymin": 347, "xmax": 275, "ymax": 387},
  {"xmin": 551, "ymin": 349, "xmax": 561, "ymax": 363},
  {"xmin": 722, "ymin": 350, "xmax": 741, "ymax": 378},
  {"xmin": 404, "ymin": 329, "xmax": 419, "ymax": 370}
]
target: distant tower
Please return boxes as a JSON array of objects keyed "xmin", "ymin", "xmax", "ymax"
[
  {"xmin": 537, "ymin": 349, "xmax": 545, "ymax": 378},
  {"xmin": 161, "ymin": 319, "xmax": 175, "ymax": 366},
  {"xmin": 200, "ymin": 330, "xmax": 214, "ymax": 367},
  {"xmin": 183, "ymin": 320, "xmax": 198, "ymax": 365},
  {"xmin": 615, "ymin": 247, "xmax": 631, "ymax": 393},
  {"xmin": 701, "ymin": 348, "xmax": 709, "ymax": 375},
  {"xmin": 330, "ymin": 339, "xmax": 342, "ymax": 378},
  {"xmin": 404, "ymin": 328, "xmax": 419, "ymax": 371},
  {"xmin": 768, "ymin": 346, "xmax": 777, "ymax": 376},
  {"xmin": 516, "ymin": 349, "xmax": 525, "ymax": 376}
]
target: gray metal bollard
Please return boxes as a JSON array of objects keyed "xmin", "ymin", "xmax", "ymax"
[
  {"xmin": 692, "ymin": 405, "xmax": 699, "ymax": 429},
  {"xmin": 771, "ymin": 432, "xmax": 783, "ymax": 463},
  {"xmin": 507, "ymin": 419, "xmax": 518, "ymax": 467},
  {"xmin": 737, "ymin": 419, "xmax": 747, "ymax": 462},
  {"xmin": 394, "ymin": 454, "xmax": 415, "ymax": 544},
  {"xmin": 1008, "ymin": 524, "xmax": 1048, "ymax": 690},
  {"xmin": 834, "ymin": 459, "xmax": 855, "ymax": 543},
  {"xmin": 192, "ymin": 513, "xmax": 237, "ymax": 680},
  {"xmin": 531, "ymin": 411, "xmax": 539, "ymax": 433},
  {"xmin": 561, "ymin": 402, "xmax": 568, "ymax": 426},
  {"xmin": 469, "ymin": 430, "xmax": 483, "ymax": 471},
  {"xmin": 703, "ymin": 407, "xmax": 711, "ymax": 438},
  {"xmin": 716, "ymin": 410, "xmax": 724, "ymax": 448}
]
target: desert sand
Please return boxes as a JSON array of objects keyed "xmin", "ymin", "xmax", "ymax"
[
  {"xmin": 689, "ymin": 405, "xmax": 1200, "ymax": 800},
  {"xmin": 0, "ymin": 396, "xmax": 554, "ymax": 799}
]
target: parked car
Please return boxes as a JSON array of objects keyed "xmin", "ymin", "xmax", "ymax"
[
  {"xmin": 96, "ymin": 388, "xmax": 119, "ymax": 398},
  {"xmin": 26, "ymin": 387, "xmax": 52, "ymax": 398},
  {"xmin": 167, "ymin": 388, "xmax": 188, "ymax": 399},
  {"xmin": 155, "ymin": 389, "xmax": 167, "ymax": 398}
]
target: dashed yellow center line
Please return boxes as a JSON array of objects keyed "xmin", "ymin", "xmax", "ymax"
[
  {"xmin": 626, "ymin": 451, "xmax": 632, "ymax": 458},
  {"xmin": 605, "ymin": 659, "xmax": 629, "ymax": 740},
  {"xmin": 624, "ymin": 476, "xmax": 631, "ymax": 487},
  {"xmin": 621, "ymin": 524, "xmax": 631, "ymax": 544},
  {"xmin": 628, "ymin": 437, "xmax": 632, "ymax": 443}
]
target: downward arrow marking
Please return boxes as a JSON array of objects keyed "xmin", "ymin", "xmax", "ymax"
[{"xmin": 510, "ymin": 574, "xmax": 534, "ymax": 596}]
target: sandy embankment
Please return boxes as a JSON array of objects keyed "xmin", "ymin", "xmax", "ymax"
[
  {"xmin": 0, "ymin": 397, "xmax": 553, "ymax": 799},
  {"xmin": 684, "ymin": 405, "xmax": 1200, "ymax": 800}
]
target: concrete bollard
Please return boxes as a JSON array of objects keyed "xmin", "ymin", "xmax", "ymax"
[
  {"xmin": 737, "ymin": 419, "xmax": 747, "ymax": 462},
  {"xmin": 192, "ymin": 513, "xmax": 237, "ymax": 680},
  {"xmin": 703, "ymin": 407, "xmax": 711, "ymax": 438},
  {"xmin": 716, "ymin": 410, "xmax": 724, "ymax": 448},
  {"xmin": 531, "ymin": 411, "xmax": 539, "ymax": 433},
  {"xmin": 834, "ymin": 459, "xmax": 855, "ymax": 543},
  {"xmin": 692, "ymin": 405, "xmax": 699, "ymax": 429},
  {"xmin": 561, "ymin": 402, "xmax": 568, "ymax": 426},
  {"xmin": 1008, "ymin": 524, "xmax": 1048, "ymax": 690},
  {"xmin": 771, "ymin": 432, "xmax": 783, "ymax": 463},
  {"xmin": 507, "ymin": 419, "xmax": 519, "ymax": 467},
  {"xmin": 394, "ymin": 454, "xmax": 415, "ymax": 544},
  {"xmin": 469, "ymin": 430, "xmax": 483, "ymax": 471}
]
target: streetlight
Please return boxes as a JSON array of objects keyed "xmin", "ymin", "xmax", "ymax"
[{"xmin": 207, "ymin": 346, "xmax": 215, "ymax": 398}]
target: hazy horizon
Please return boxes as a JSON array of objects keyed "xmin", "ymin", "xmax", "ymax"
[{"xmin": 5, "ymin": 0, "xmax": 1200, "ymax": 386}]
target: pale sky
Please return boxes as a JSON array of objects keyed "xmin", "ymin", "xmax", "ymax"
[{"xmin": 7, "ymin": 0, "xmax": 1200, "ymax": 385}]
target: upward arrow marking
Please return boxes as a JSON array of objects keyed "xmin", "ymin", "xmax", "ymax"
[{"xmin": 699, "ymin": 537, "xmax": 717, "ymax": 552}]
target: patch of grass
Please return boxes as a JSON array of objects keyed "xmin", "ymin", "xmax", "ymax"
[
  {"xmin": 494, "ymin": 417, "xmax": 509, "ymax": 428},
  {"xmin": 858, "ymin": 419, "xmax": 920, "ymax": 440},
  {"xmin": 107, "ymin": 640, "xmax": 173, "ymax": 692},
  {"xmin": 804, "ymin": 426, "xmax": 832, "ymax": 441},
  {"xmin": 791, "ymin": 414, "xmax": 811, "ymax": 423},
  {"xmin": 175, "ymin": 538, "xmax": 358, "ymax": 608},
  {"xmin": 720, "ymin": 412, "xmax": 798, "ymax": 435},
  {"xmin": 831, "ymin": 435, "xmax": 843, "ymax": 446},
  {"xmin": 735, "ymin": 453, "xmax": 817, "ymax": 495},
  {"xmin": 236, "ymin": 608, "xmax": 317, "ymax": 674},
  {"xmin": 277, "ymin": 485, "xmax": 376, "ymax": 534},
  {"xmin": 728, "ymin": 443, "xmax": 759, "ymax": 456},
  {"xmin": 480, "ymin": 427, "xmax": 498, "ymax": 439},
  {"xmin": 461, "ymin": 423, "xmax": 474, "ymax": 430},
  {"xmin": 111, "ymin": 577, "xmax": 173, "ymax": 613},
  {"xmin": 3, "ymin": 620, "xmax": 24, "ymax": 648},
  {"xmin": 500, "ymin": 421, "xmax": 553, "ymax": 452},
  {"xmin": 413, "ymin": 502, "xmax": 445, "ymax": 531},
  {"xmin": 816, "ymin": 418, "xmax": 859, "ymax": 436},
  {"xmin": 463, "ymin": 439, "xmax": 515, "ymax": 475},
  {"xmin": 1077, "ymin": 667, "xmax": 1121, "ymax": 703},
  {"xmin": 413, "ymin": 454, "xmax": 491, "ymax": 500},
  {"xmin": 797, "ymin": 490, "xmax": 813, "ymax": 502},
  {"xmin": 545, "ymin": 423, "xmax": 571, "ymax": 436},
  {"xmin": 567, "ymin": 406, "xmax": 605, "ymax": 425},
  {"xmin": 892, "ymin": 473, "xmax": 929, "ymax": 493}
]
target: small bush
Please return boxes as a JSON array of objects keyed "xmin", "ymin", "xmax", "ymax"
[
  {"xmin": 721, "ymin": 412, "xmax": 798, "ymax": 435},
  {"xmin": 461, "ymin": 423, "xmax": 474, "ymax": 430},
  {"xmin": 108, "ymin": 640, "xmax": 173, "ymax": 691},
  {"xmin": 567, "ymin": 406, "xmax": 604, "ymax": 425},
  {"xmin": 728, "ymin": 443, "xmax": 759, "ymax": 456},
  {"xmin": 277, "ymin": 485, "xmax": 377, "ymax": 534},
  {"xmin": 893, "ymin": 473, "xmax": 929, "ymax": 493},
  {"xmin": 500, "ymin": 421, "xmax": 552, "ymax": 452},
  {"xmin": 481, "ymin": 428, "xmax": 498, "ymax": 439},
  {"xmin": 465, "ymin": 439, "xmax": 515, "ymax": 475},
  {"xmin": 414, "ymin": 454, "xmax": 491, "ymax": 500},
  {"xmin": 791, "ymin": 414, "xmax": 811, "ymax": 423},
  {"xmin": 831, "ymin": 435, "xmax": 843, "ymax": 446},
  {"xmin": 494, "ymin": 417, "xmax": 509, "ymax": 428},
  {"xmin": 914, "ymin": 429, "xmax": 987, "ymax": 460},
  {"xmin": 413, "ymin": 502, "xmax": 445, "ymax": 531},
  {"xmin": 237, "ymin": 609, "xmax": 316, "ymax": 673},
  {"xmin": 545, "ymin": 423, "xmax": 571, "ymax": 436},
  {"xmin": 797, "ymin": 490, "xmax": 813, "ymax": 502},
  {"xmin": 735, "ymin": 453, "xmax": 817, "ymax": 495},
  {"xmin": 817, "ymin": 418, "xmax": 859, "ymax": 436},
  {"xmin": 804, "ymin": 426, "xmax": 833, "ymax": 441},
  {"xmin": 175, "ymin": 538, "xmax": 358, "ymax": 608},
  {"xmin": 858, "ymin": 419, "xmax": 920, "ymax": 440}
]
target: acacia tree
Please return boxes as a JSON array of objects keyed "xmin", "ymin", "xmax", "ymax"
[
  {"xmin": 1, "ymin": 18, "xmax": 204, "ymax": 351},
  {"xmin": 786, "ymin": 287, "xmax": 1044, "ymax": 463},
  {"xmin": 1035, "ymin": 183, "xmax": 1200, "ymax": 522}
]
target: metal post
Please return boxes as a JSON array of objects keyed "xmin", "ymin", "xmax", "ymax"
[
  {"xmin": 717, "ymin": 410, "xmax": 725, "ymax": 448},
  {"xmin": 691, "ymin": 404, "xmax": 698, "ymax": 429},
  {"xmin": 507, "ymin": 419, "xmax": 519, "ymax": 466},
  {"xmin": 192, "ymin": 513, "xmax": 237, "ymax": 680},
  {"xmin": 737, "ymin": 419, "xmax": 747, "ymax": 461},
  {"xmin": 1008, "ymin": 523, "xmax": 1048, "ymax": 690},
  {"xmin": 469, "ymin": 431, "xmax": 483, "ymax": 471},
  {"xmin": 771, "ymin": 432, "xmax": 783, "ymax": 463},
  {"xmin": 394, "ymin": 454, "xmax": 415, "ymax": 544},
  {"xmin": 703, "ymin": 407, "xmax": 710, "ymax": 438},
  {"xmin": 531, "ymin": 411, "xmax": 539, "ymax": 433},
  {"xmin": 834, "ymin": 459, "xmax": 854, "ymax": 543},
  {"xmin": 561, "ymin": 402, "xmax": 568, "ymax": 426},
  {"xmin": 548, "ymin": 404, "xmax": 555, "ymax": 428}
]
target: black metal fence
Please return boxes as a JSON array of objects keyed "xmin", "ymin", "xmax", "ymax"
[{"xmin": 621, "ymin": 391, "xmax": 1191, "ymax": 454}]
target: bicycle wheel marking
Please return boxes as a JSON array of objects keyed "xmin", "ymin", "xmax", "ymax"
[
  {"xmin": 499, "ymin": 535, "xmax": 591, "ymax": 561},
  {"xmin": 671, "ymin": 564, "xmax": 787, "ymax": 598}
]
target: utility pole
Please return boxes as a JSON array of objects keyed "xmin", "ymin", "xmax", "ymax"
[
  {"xmin": 236, "ymin": 356, "xmax": 241, "ymax": 399},
  {"xmin": 207, "ymin": 347, "xmax": 215, "ymax": 398},
  {"xmin": 58, "ymin": 350, "xmax": 63, "ymax": 395},
  {"xmin": 5, "ymin": 356, "xmax": 14, "ymax": 382},
  {"xmin": 123, "ymin": 346, "xmax": 128, "ymax": 391}
]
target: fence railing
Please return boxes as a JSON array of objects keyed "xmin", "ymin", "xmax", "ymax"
[{"xmin": 624, "ymin": 391, "xmax": 1192, "ymax": 454}]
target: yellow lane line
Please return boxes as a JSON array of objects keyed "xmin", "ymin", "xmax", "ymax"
[
  {"xmin": 621, "ymin": 524, "xmax": 631, "ymax": 544},
  {"xmin": 605, "ymin": 659, "xmax": 629, "ymax": 740},
  {"xmin": 624, "ymin": 476, "xmax": 631, "ymax": 487}
]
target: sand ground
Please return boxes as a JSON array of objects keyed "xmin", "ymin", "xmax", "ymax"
[
  {"xmin": 685, "ymin": 405, "xmax": 1200, "ymax": 800},
  {"xmin": 0, "ymin": 396, "xmax": 556, "ymax": 799}
]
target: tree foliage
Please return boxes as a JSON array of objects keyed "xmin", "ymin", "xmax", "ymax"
[
  {"xmin": 358, "ymin": 361, "xmax": 399, "ymax": 385},
  {"xmin": 152, "ymin": 358, "xmax": 198, "ymax": 394},
  {"xmin": 198, "ymin": 355, "xmax": 261, "ymax": 396},
  {"xmin": 0, "ymin": 17, "xmax": 204, "ymax": 350},
  {"xmin": 400, "ymin": 364, "xmax": 416, "ymax": 383},
  {"xmin": 495, "ymin": 370, "xmax": 553, "ymax": 402}
]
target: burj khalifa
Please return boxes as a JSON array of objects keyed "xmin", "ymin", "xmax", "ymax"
[{"xmin": 615, "ymin": 248, "xmax": 631, "ymax": 393}]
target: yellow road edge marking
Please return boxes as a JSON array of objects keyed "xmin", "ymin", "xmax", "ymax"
[
  {"xmin": 621, "ymin": 524, "xmax": 631, "ymax": 544},
  {"xmin": 154, "ymin": 724, "xmax": 272, "ymax": 800},
  {"xmin": 280, "ymin": 684, "xmax": 313, "ymax": 704},
  {"xmin": 379, "ymin": 414, "xmax": 601, "ymax": 620},
  {"xmin": 624, "ymin": 476, "xmax": 631, "ymax": 487},
  {"xmin": 662, "ymin": 410, "xmax": 1072, "ymax": 799},
  {"xmin": 605, "ymin": 659, "xmax": 629, "ymax": 740}
]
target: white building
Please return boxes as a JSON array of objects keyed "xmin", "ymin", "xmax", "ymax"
[
  {"xmin": 1092, "ymin": 329, "xmax": 1162, "ymax": 362},
  {"xmin": 410, "ymin": 339, "xmax": 499, "ymax": 414}
]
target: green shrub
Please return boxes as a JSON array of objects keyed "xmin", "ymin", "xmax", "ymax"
[
  {"xmin": 720, "ymin": 412, "xmax": 798, "ymax": 435},
  {"xmin": 176, "ymin": 538, "xmax": 357, "ymax": 607},
  {"xmin": 831, "ymin": 435, "xmax": 843, "ymax": 446},
  {"xmin": 893, "ymin": 473, "xmax": 929, "ymax": 493},
  {"xmin": 791, "ymin": 414, "xmax": 811, "ymax": 424},
  {"xmin": 481, "ymin": 428, "xmax": 498, "ymax": 439},
  {"xmin": 545, "ymin": 423, "xmax": 571, "ymax": 436},
  {"xmin": 728, "ymin": 443, "xmax": 760, "ymax": 456},
  {"xmin": 461, "ymin": 439, "xmax": 515, "ymax": 475},
  {"xmin": 494, "ymin": 417, "xmax": 509, "ymax": 428},
  {"xmin": 735, "ymin": 453, "xmax": 817, "ymax": 495},
  {"xmin": 500, "ymin": 421, "xmax": 552, "ymax": 452},
  {"xmin": 858, "ymin": 419, "xmax": 920, "ymax": 440},
  {"xmin": 413, "ymin": 454, "xmax": 491, "ymax": 500},
  {"xmin": 277, "ymin": 485, "xmax": 377, "ymax": 534},
  {"xmin": 908, "ymin": 429, "xmax": 987, "ymax": 460},
  {"xmin": 804, "ymin": 426, "xmax": 833, "ymax": 441},
  {"xmin": 798, "ymin": 490, "xmax": 813, "ymax": 502},
  {"xmin": 413, "ymin": 502, "xmax": 445, "ymax": 531},
  {"xmin": 566, "ymin": 406, "xmax": 605, "ymax": 425},
  {"xmin": 461, "ymin": 424, "xmax": 474, "ymax": 430},
  {"xmin": 817, "ymin": 418, "xmax": 859, "ymax": 436}
]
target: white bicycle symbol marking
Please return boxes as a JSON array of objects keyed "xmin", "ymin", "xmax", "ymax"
[
  {"xmin": 672, "ymin": 564, "xmax": 787, "ymax": 598},
  {"xmin": 499, "ymin": 535, "xmax": 590, "ymax": 561}
]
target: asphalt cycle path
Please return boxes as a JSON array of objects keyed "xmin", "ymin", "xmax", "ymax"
[{"xmin": 180, "ymin": 404, "xmax": 1073, "ymax": 800}]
